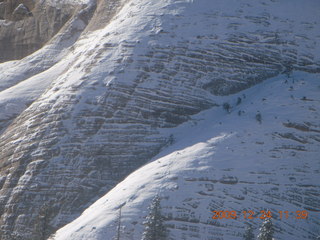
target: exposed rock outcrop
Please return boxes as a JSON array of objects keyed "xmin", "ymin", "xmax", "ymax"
[
  {"xmin": 12, "ymin": 3, "xmax": 31, "ymax": 21},
  {"xmin": 0, "ymin": 0, "xmax": 83, "ymax": 62}
]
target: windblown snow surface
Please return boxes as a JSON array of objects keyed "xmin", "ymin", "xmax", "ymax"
[
  {"xmin": 0, "ymin": 0, "xmax": 319, "ymax": 239},
  {"xmin": 54, "ymin": 72, "xmax": 320, "ymax": 240}
]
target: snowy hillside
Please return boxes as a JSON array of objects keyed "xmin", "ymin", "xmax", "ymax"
[
  {"xmin": 54, "ymin": 72, "xmax": 320, "ymax": 240},
  {"xmin": 0, "ymin": 0, "xmax": 319, "ymax": 239}
]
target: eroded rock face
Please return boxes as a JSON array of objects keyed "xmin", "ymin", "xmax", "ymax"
[
  {"xmin": 12, "ymin": 3, "xmax": 31, "ymax": 21},
  {"xmin": 0, "ymin": 0, "xmax": 319, "ymax": 239},
  {"xmin": 0, "ymin": 0, "xmax": 79, "ymax": 62}
]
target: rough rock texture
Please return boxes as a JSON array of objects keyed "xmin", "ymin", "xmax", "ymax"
[
  {"xmin": 0, "ymin": 0, "xmax": 319, "ymax": 239},
  {"xmin": 0, "ymin": 0, "xmax": 84, "ymax": 62}
]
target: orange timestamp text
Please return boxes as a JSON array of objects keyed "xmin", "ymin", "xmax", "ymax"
[{"xmin": 212, "ymin": 210, "xmax": 308, "ymax": 220}]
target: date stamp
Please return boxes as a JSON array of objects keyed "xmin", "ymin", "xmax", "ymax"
[{"xmin": 212, "ymin": 210, "xmax": 309, "ymax": 220}]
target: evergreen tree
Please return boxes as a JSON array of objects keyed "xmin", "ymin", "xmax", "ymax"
[
  {"xmin": 255, "ymin": 112, "xmax": 262, "ymax": 124},
  {"xmin": 236, "ymin": 97, "xmax": 242, "ymax": 105},
  {"xmin": 257, "ymin": 218, "xmax": 274, "ymax": 240},
  {"xmin": 243, "ymin": 224, "xmax": 254, "ymax": 240},
  {"xmin": 223, "ymin": 102, "xmax": 231, "ymax": 113},
  {"xmin": 115, "ymin": 207, "xmax": 122, "ymax": 240},
  {"xmin": 142, "ymin": 195, "xmax": 167, "ymax": 240},
  {"xmin": 113, "ymin": 205, "xmax": 125, "ymax": 240}
]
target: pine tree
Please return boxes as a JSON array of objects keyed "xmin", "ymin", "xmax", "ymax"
[
  {"xmin": 113, "ymin": 205, "xmax": 125, "ymax": 240},
  {"xmin": 257, "ymin": 218, "xmax": 274, "ymax": 240},
  {"xmin": 223, "ymin": 102, "xmax": 231, "ymax": 113},
  {"xmin": 115, "ymin": 207, "xmax": 122, "ymax": 240},
  {"xmin": 142, "ymin": 195, "xmax": 167, "ymax": 240},
  {"xmin": 236, "ymin": 97, "xmax": 242, "ymax": 105},
  {"xmin": 255, "ymin": 112, "xmax": 262, "ymax": 124},
  {"xmin": 243, "ymin": 224, "xmax": 254, "ymax": 240}
]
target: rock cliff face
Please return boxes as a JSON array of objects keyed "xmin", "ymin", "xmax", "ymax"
[
  {"xmin": 0, "ymin": 0, "xmax": 319, "ymax": 239},
  {"xmin": 0, "ymin": 0, "xmax": 81, "ymax": 63}
]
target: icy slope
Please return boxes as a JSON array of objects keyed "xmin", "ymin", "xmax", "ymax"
[
  {"xmin": 0, "ymin": 0, "xmax": 319, "ymax": 239},
  {"xmin": 55, "ymin": 72, "xmax": 320, "ymax": 240}
]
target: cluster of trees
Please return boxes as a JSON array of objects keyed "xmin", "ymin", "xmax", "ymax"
[
  {"xmin": 222, "ymin": 96, "xmax": 243, "ymax": 113},
  {"xmin": 141, "ymin": 198, "xmax": 277, "ymax": 240},
  {"xmin": 115, "ymin": 194, "xmax": 280, "ymax": 240},
  {"xmin": 244, "ymin": 218, "xmax": 274, "ymax": 240},
  {"xmin": 224, "ymin": 106, "xmax": 262, "ymax": 124},
  {"xmin": 222, "ymin": 95, "xmax": 263, "ymax": 123}
]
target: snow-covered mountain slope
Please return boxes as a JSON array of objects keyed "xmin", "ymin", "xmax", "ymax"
[
  {"xmin": 0, "ymin": 0, "xmax": 319, "ymax": 239},
  {"xmin": 54, "ymin": 72, "xmax": 320, "ymax": 240}
]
